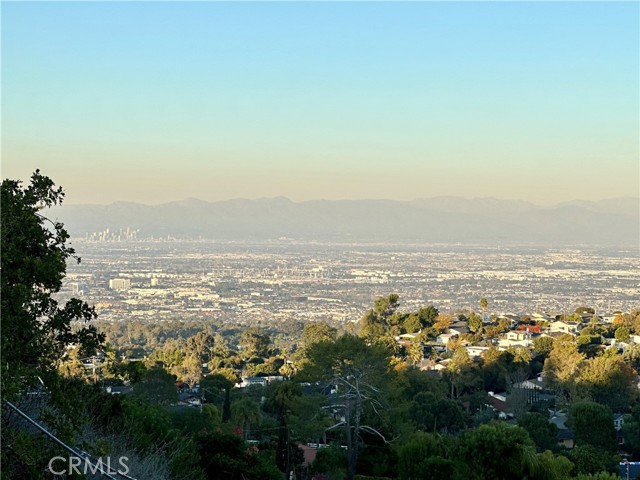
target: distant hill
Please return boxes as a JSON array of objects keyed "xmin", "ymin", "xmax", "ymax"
[{"xmin": 50, "ymin": 196, "xmax": 640, "ymax": 246}]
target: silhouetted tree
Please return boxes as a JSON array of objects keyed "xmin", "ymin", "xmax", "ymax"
[{"xmin": 1, "ymin": 170, "xmax": 105, "ymax": 399}]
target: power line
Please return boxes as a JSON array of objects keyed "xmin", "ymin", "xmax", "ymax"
[{"xmin": 4, "ymin": 401, "xmax": 137, "ymax": 480}]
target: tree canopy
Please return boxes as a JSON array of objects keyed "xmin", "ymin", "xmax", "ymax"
[
  {"xmin": 568, "ymin": 401, "xmax": 617, "ymax": 453},
  {"xmin": 1, "ymin": 171, "xmax": 104, "ymax": 399},
  {"xmin": 299, "ymin": 334, "xmax": 400, "ymax": 480}
]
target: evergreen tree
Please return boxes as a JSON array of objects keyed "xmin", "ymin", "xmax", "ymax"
[{"xmin": 1, "ymin": 171, "xmax": 105, "ymax": 399}]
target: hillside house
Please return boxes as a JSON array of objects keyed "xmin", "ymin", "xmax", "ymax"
[
  {"xmin": 506, "ymin": 331, "xmax": 532, "ymax": 341},
  {"xmin": 449, "ymin": 321, "xmax": 470, "ymax": 335},
  {"xmin": 395, "ymin": 332, "xmax": 420, "ymax": 349},
  {"xmin": 550, "ymin": 412, "xmax": 574, "ymax": 449},
  {"xmin": 235, "ymin": 375, "xmax": 284, "ymax": 388},
  {"xmin": 517, "ymin": 325, "xmax": 542, "ymax": 334},
  {"xmin": 465, "ymin": 346, "xmax": 490, "ymax": 359},
  {"xmin": 497, "ymin": 333, "xmax": 533, "ymax": 348},
  {"xmin": 549, "ymin": 320, "xmax": 581, "ymax": 335},
  {"xmin": 436, "ymin": 332, "xmax": 456, "ymax": 346}
]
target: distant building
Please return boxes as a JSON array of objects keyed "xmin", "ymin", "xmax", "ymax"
[
  {"xmin": 466, "ymin": 346, "xmax": 490, "ymax": 358},
  {"xmin": 109, "ymin": 278, "xmax": 131, "ymax": 290},
  {"xmin": 517, "ymin": 325, "xmax": 542, "ymax": 334},
  {"xmin": 506, "ymin": 331, "xmax": 532, "ymax": 341},
  {"xmin": 69, "ymin": 282, "xmax": 80, "ymax": 295},
  {"xmin": 236, "ymin": 376, "xmax": 284, "ymax": 388},
  {"xmin": 436, "ymin": 332, "xmax": 456, "ymax": 346},
  {"xmin": 549, "ymin": 320, "xmax": 581, "ymax": 335}
]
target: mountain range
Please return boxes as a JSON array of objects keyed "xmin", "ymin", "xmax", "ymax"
[{"xmin": 50, "ymin": 196, "xmax": 639, "ymax": 246}]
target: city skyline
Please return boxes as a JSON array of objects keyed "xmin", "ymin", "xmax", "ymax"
[{"xmin": 2, "ymin": 1, "xmax": 638, "ymax": 205}]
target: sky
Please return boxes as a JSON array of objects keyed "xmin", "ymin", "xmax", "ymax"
[{"xmin": 2, "ymin": 1, "xmax": 638, "ymax": 205}]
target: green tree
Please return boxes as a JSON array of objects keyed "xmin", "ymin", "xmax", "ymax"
[
  {"xmin": 532, "ymin": 336, "xmax": 555, "ymax": 357},
  {"xmin": 407, "ymin": 339, "xmax": 424, "ymax": 366},
  {"xmin": 543, "ymin": 335, "xmax": 585, "ymax": 403},
  {"xmin": 196, "ymin": 429, "xmax": 281, "ymax": 480},
  {"xmin": 1, "ymin": 171, "xmax": 104, "ymax": 399},
  {"xmin": 417, "ymin": 305, "xmax": 439, "ymax": 328},
  {"xmin": 576, "ymin": 354, "xmax": 637, "ymax": 411},
  {"xmin": 120, "ymin": 360, "xmax": 147, "ymax": 384},
  {"xmin": 456, "ymin": 422, "xmax": 538, "ymax": 480},
  {"xmin": 358, "ymin": 294, "xmax": 400, "ymax": 345},
  {"xmin": 446, "ymin": 347, "xmax": 482, "ymax": 398},
  {"xmin": 151, "ymin": 339, "xmax": 184, "ymax": 371},
  {"xmin": 300, "ymin": 334, "xmax": 399, "ymax": 480},
  {"xmin": 623, "ymin": 343, "xmax": 640, "ymax": 371},
  {"xmin": 239, "ymin": 327, "xmax": 271, "ymax": 359},
  {"xmin": 301, "ymin": 321, "xmax": 337, "ymax": 349},
  {"xmin": 432, "ymin": 313, "xmax": 453, "ymax": 335},
  {"xmin": 402, "ymin": 366, "xmax": 471, "ymax": 434},
  {"xmin": 480, "ymin": 298, "xmax": 489, "ymax": 320},
  {"xmin": 132, "ymin": 364, "xmax": 178, "ymax": 405},
  {"xmin": 201, "ymin": 371, "xmax": 238, "ymax": 423},
  {"xmin": 358, "ymin": 309, "xmax": 387, "ymax": 343},
  {"xmin": 403, "ymin": 313, "xmax": 422, "ymax": 334},
  {"xmin": 264, "ymin": 381, "xmax": 303, "ymax": 477},
  {"xmin": 184, "ymin": 329, "xmax": 216, "ymax": 364},
  {"xmin": 403, "ymin": 366, "xmax": 449, "ymax": 399},
  {"xmin": 231, "ymin": 397, "xmax": 263, "ymax": 441},
  {"xmin": 518, "ymin": 413, "xmax": 559, "ymax": 453},
  {"xmin": 468, "ymin": 312, "xmax": 483, "ymax": 333},
  {"xmin": 253, "ymin": 356, "xmax": 284, "ymax": 376},
  {"xmin": 623, "ymin": 405, "xmax": 640, "ymax": 460},
  {"xmin": 373, "ymin": 293, "xmax": 400, "ymax": 318},
  {"xmin": 575, "ymin": 474, "xmax": 621, "ymax": 480},
  {"xmin": 397, "ymin": 432, "xmax": 452, "ymax": 480},
  {"xmin": 170, "ymin": 406, "xmax": 220, "ymax": 436},
  {"xmin": 213, "ymin": 333, "xmax": 231, "ymax": 359},
  {"xmin": 532, "ymin": 450, "xmax": 574, "ymax": 480},
  {"xmin": 176, "ymin": 353, "xmax": 202, "ymax": 389},
  {"xmin": 570, "ymin": 444, "xmax": 617, "ymax": 476},
  {"xmin": 615, "ymin": 325, "xmax": 631, "ymax": 342},
  {"xmin": 294, "ymin": 321, "xmax": 337, "ymax": 368},
  {"xmin": 410, "ymin": 391, "xmax": 469, "ymax": 434},
  {"xmin": 481, "ymin": 346, "xmax": 509, "ymax": 393},
  {"xmin": 568, "ymin": 401, "xmax": 617, "ymax": 452},
  {"xmin": 506, "ymin": 346, "xmax": 532, "ymax": 370},
  {"xmin": 58, "ymin": 345, "xmax": 92, "ymax": 381},
  {"xmin": 279, "ymin": 361, "xmax": 296, "ymax": 378},
  {"xmin": 312, "ymin": 443, "xmax": 347, "ymax": 480}
]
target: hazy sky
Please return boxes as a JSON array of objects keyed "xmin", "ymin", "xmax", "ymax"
[{"xmin": 2, "ymin": 1, "xmax": 638, "ymax": 205}]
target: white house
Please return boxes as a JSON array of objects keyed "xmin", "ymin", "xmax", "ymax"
[
  {"xmin": 549, "ymin": 321, "xmax": 581, "ymax": 335},
  {"xmin": 513, "ymin": 377, "xmax": 545, "ymax": 391},
  {"xmin": 497, "ymin": 338, "xmax": 532, "ymax": 349},
  {"xmin": 436, "ymin": 333, "xmax": 456, "ymax": 346},
  {"xmin": 506, "ymin": 331, "xmax": 532, "ymax": 341},
  {"xmin": 465, "ymin": 346, "xmax": 490, "ymax": 359}
]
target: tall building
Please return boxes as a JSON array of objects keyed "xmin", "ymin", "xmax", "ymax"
[
  {"xmin": 108, "ymin": 278, "xmax": 131, "ymax": 290},
  {"xmin": 69, "ymin": 282, "xmax": 80, "ymax": 295}
]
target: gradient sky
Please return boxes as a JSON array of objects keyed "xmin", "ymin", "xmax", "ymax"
[{"xmin": 2, "ymin": 1, "xmax": 638, "ymax": 205}]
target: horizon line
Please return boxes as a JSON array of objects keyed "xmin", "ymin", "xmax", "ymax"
[{"xmin": 58, "ymin": 195, "xmax": 640, "ymax": 209}]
